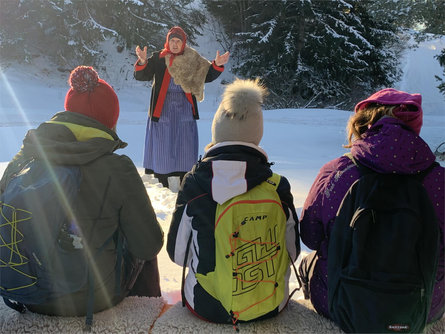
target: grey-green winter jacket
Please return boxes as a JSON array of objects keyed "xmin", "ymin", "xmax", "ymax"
[{"xmin": 0, "ymin": 111, "xmax": 163, "ymax": 315}]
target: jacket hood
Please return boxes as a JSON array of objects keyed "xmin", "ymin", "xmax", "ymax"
[
  {"xmin": 354, "ymin": 88, "xmax": 422, "ymax": 113},
  {"xmin": 351, "ymin": 116, "xmax": 436, "ymax": 174},
  {"xmin": 192, "ymin": 142, "xmax": 272, "ymax": 204},
  {"xmin": 21, "ymin": 111, "xmax": 127, "ymax": 165}
]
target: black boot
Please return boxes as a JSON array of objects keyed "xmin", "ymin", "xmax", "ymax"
[{"xmin": 154, "ymin": 173, "xmax": 169, "ymax": 188}]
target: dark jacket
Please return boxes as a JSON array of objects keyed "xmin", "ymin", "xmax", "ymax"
[
  {"xmin": 300, "ymin": 117, "xmax": 444, "ymax": 323},
  {"xmin": 0, "ymin": 111, "xmax": 164, "ymax": 315},
  {"xmin": 167, "ymin": 142, "xmax": 300, "ymax": 323},
  {"xmin": 134, "ymin": 50, "xmax": 224, "ymax": 121}
]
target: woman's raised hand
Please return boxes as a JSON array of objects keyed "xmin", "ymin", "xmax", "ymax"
[
  {"xmin": 215, "ymin": 51, "xmax": 230, "ymax": 67},
  {"xmin": 136, "ymin": 46, "xmax": 148, "ymax": 64}
]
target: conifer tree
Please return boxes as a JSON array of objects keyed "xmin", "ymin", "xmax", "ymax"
[
  {"xmin": 366, "ymin": 0, "xmax": 444, "ymax": 35},
  {"xmin": 205, "ymin": 0, "xmax": 401, "ymax": 108},
  {"xmin": 0, "ymin": 0, "xmax": 204, "ymax": 69}
]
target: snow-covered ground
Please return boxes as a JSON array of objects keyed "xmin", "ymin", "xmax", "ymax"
[{"xmin": 0, "ymin": 35, "xmax": 444, "ymax": 304}]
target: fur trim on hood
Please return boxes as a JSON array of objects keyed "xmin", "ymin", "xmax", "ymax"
[{"xmin": 165, "ymin": 46, "xmax": 211, "ymax": 102}]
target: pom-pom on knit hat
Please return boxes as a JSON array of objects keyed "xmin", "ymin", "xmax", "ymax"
[
  {"xmin": 354, "ymin": 88, "xmax": 423, "ymax": 135},
  {"xmin": 64, "ymin": 66, "xmax": 119, "ymax": 129},
  {"xmin": 210, "ymin": 78, "xmax": 267, "ymax": 146}
]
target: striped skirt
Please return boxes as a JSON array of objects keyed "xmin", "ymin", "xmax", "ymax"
[{"xmin": 143, "ymin": 79, "xmax": 198, "ymax": 174}]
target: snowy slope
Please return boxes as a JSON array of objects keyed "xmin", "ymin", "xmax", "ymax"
[{"xmin": 395, "ymin": 36, "xmax": 445, "ymax": 116}]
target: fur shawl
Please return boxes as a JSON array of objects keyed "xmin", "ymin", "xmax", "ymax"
[{"xmin": 165, "ymin": 46, "xmax": 211, "ymax": 102}]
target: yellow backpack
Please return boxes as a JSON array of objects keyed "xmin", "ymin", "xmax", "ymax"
[{"xmin": 196, "ymin": 173, "xmax": 290, "ymax": 324}]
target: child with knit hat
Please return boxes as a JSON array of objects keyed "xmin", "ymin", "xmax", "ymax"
[
  {"xmin": 0, "ymin": 66, "xmax": 163, "ymax": 318},
  {"xmin": 299, "ymin": 88, "xmax": 444, "ymax": 324},
  {"xmin": 167, "ymin": 78, "xmax": 300, "ymax": 325}
]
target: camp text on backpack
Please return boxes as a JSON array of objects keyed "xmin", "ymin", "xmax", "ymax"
[{"xmin": 328, "ymin": 160, "xmax": 439, "ymax": 333}]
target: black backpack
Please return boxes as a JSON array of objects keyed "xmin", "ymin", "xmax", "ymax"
[
  {"xmin": 328, "ymin": 161, "xmax": 439, "ymax": 333},
  {"xmin": 0, "ymin": 160, "xmax": 85, "ymax": 305}
]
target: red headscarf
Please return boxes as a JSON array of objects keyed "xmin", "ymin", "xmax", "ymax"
[{"xmin": 160, "ymin": 26, "xmax": 187, "ymax": 66}]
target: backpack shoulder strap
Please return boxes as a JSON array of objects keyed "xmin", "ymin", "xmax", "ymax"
[
  {"xmin": 264, "ymin": 173, "xmax": 281, "ymax": 191},
  {"xmin": 343, "ymin": 152, "xmax": 356, "ymax": 165},
  {"xmin": 343, "ymin": 152, "xmax": 373, "ymax": 176},
  {"xmin": 264, "ymin": 173, "xmax": 303, "ymax": 298}
]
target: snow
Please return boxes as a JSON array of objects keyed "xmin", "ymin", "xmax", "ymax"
[
  {"xmin": 128, "ymin": 0, "xmax": 144, "ymax": 6},
  {"xmin": 0, "ymin": 34, "xmax": 444, "ymax": 305},
  {"xmin": 396, "ymin": 36, "xmax": 445, "ymax": 116}
]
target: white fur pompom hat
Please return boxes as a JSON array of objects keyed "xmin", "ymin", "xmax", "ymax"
[{"xmin": 210, "ymin": 78, "xmax": 267, "ymax": 146}]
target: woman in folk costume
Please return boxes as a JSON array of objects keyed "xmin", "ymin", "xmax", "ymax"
[{"xmin": 134, "ymin": 26, "xmax": 230, "ymax": 188}]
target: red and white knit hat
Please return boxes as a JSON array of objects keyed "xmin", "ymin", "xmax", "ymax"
[{"xmin": 64, "ymin": 66, "xmax": 119, "ymax": 129}]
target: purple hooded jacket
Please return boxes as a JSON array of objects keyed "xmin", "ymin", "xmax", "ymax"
[{"xmin": 300, "ymin": 116, "xmax": 444, "ymax": 323}]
